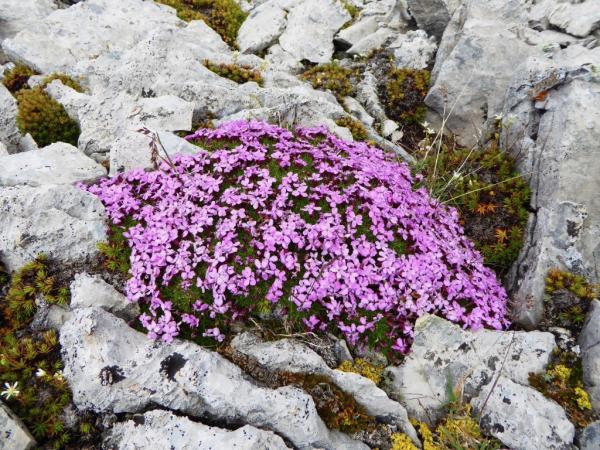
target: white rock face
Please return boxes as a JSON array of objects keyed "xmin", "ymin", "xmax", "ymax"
[
  {"xmin": 230, "ymin": 333, "xmax": 420, "ymax": 445},
  {"xmin": 0, "ymin": 401, "xmax": 36, "ymax": 450},
  {"xmin": 0, "ymin": 185, "xmax": 106, "ymax": 272},
  {"xmin": 104, "ymin": 410, "xmax": 291, "ymax": 450},
  {"xmin": 426, "ymin": 0, "xmax": 539, "ymax": 147},
  {"xmin": 279, "ymin": 0, "xmax": 350, "ymax": 63},
  {"xmin": 70, "ymin": 273, "xmax": 139, "ymax": 321},
  {"xmin": 0, "ymin": 0, "xmax": 57, "ymax": 61},
  {"xmin": 472, "ymin": 376, "xmax": 575, "ymax": 450},
  {"xmin": 384, "ymin": 315, "xmax": 556, "ymax": 422},
  {"xmin": 45, "ymin": 81, "xmax": 194, "ymax": 162},
  {"xmin": 581, "ymin": 300, "xmax": 600, "ymax": 412},
  {"xmin": 237, "ymin": 1, "xmax": 287, "ymax": 53},
  {"xmin": 579, "ymin": 420, "xmax": 600, "ymax": 450},
  {"xmin": 547, "ymin": 0, "xmax": 600, "ymax": 38},
  {"xmin": 501, "ymin": 47, "xmax": 600, "ymax": 326},
  {"xmin": 109, "ymin": 131, "xmax": 201, "ymax": 175},
  {"xmin": 0, "ymin": 142, "xmax": 106, "ymax": 187},
  {"xmin": 1, "ymin": 0, "xmax": 182, "ymax": 73},
  {"xmin": 347, "ymin": 28, "xmax": 395, "ymax": 56},
  {"xmin": 0, "ymin": 84, "xmax": 19, "ymax": 153},
  {"xmin": 0, "ymin": 142, "xmax": 8, "ymax": 157},
  {"xmin": 390, "ymin": 30, "xmax": 437, "ymax": 70},
  {"xmin": 60, "ymin": 307, "xmax": 368, "ymax": 450}
]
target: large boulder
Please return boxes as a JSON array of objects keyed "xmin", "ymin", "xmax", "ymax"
[
  {"xmin": 60, "ymin": 307, "xmax": 368, "ymax": 450},
  {"xmin": 0, "ymin": 142, "xmax": 106, "ymax": 187},
  {"xmin": 426, "ymin": 0, "xmax": 538, "ymax": 147},
  {"xmin": 104, "ymin": 410, "xmax": 291, "ymax": 450},
  {"xmin": 279, "ymin": 0, "xmax": 350, "ymax": 63},
  {"xmin": 0, "ymin": 185, "xmax": 106, "ymax": 272},
  {"xmin": 0, "ymin": 84, "xmax": 19, "ymax": 153},
  {"xmin": 384, "ymin": 315, "xmax": 556, "ymax": 422},
  {"xmin": 580, "ymin": 300, "xmax": 600, "ymax": 412},
  {"xmin": 237, "ymin": 0, "xmax": 287, "ymax": 53},
  {"xmin": 1, "ymin": 0, "xmax": 182, "ymax": 73},
  {"xmin": 472, "ymin": 376, "xmax": 575, "ymax": 450},
  {"xmin": 0, "ymin": 0, "xmax": 57, "ymax": 62},
  {"xmin": 502, "ymin": 46, "xmax": 600, "ymax": 326}
]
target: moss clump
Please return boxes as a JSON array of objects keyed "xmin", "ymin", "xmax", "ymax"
[
  {"xmin": 15, "ymin": 74, "xmax": 83, "ymax": 147},
  {"xmin": 379, "ymin": 68, "xmax": 430, "ymax": 125},
  {"xmin": 541, "ymin": 269, "xmax": 598, "ymax": 333},
  {"xmin": 402, "ymin": 404, "xmax": 501, "ymax": 450},
  {"xmin": 2, "ymin": 64, "xmax": 36, "ymax": 94},
  {"xmin": 204, "ymin": 60, "xmax": 263, "ymax": 86},
  {"xmin": 337, "ymin": 358, "xmax": 384, "ymax": 385},
  {"xmin": 335, "ymin": 117, "xmax": 370, "ymax": 142},
  {"xmin": 97, "ymin": 221, "xmax": 134, "ymax": 276},
  {"xmin": 1, "ymin": 255, "xmax": 69, "ymax": 332},
  {"xmin": 545, "ymin": 269, "xmax": 598, "ymax": 301},
  {"xmin": 529, "ymin": 350, "xmax": 598, "ymax": 428},
  {"xmin": 301, "ymin": 63, "xmax": 357, "ymax": 101},
  {"xmin": 413, "ymin": 136, "xmax": 530, "ymax": 277},
  {"xmin": 156, "ymin": 0, "xmax": 247, "ymax": 46},
  {"xmin": 0, "ymin": 256, "xmax": 97, "ymax": 448}
]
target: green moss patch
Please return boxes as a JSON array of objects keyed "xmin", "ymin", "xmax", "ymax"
[
  {"xmin": 204, "ymin": 60, "xmax": 263, "ymax": 85},
  {"xmin": 0, "ymin": 256, "xmax": 98, "ymax": 449},
  {"xmin": 157, "ymin": 0, "xmax": 247, "ymax": 47},
  {"xmin": 379, "ymin": 68, "xmax": 430, "ymax": 126},
  {"xmin": 2, "ymin": 64, "xmax": 36, "ymax": 94},
  {"xmin": 300, "ymin": 63, "xmax": 358, "ymax": 101},
  {"xmin": 14, "ymin": 73, "xmax": 83, "ymax": 148}
]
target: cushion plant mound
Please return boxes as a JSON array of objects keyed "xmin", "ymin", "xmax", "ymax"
[{"xmin": 82, "ymin": 120, "xmax": 508, "ymax": 353}]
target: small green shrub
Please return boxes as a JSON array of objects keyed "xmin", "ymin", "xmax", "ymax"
[
  {"xmin": 157, "ymin": 0, "xmax": 247, "ymax": 46},
  {"xmin": 204, "ymin": 60, "xmax": 263, "ymax": 85},
  {"xmin": 335, "ymin": 117, "xmax": 370, "ymax": 142},
  {"xmin": 379, "ymin": 68, "xmax": 430, "ymax": 125},
  {"xmin": 2, "ymin": 64, "xmax": 36, "ymax": 94},
  {"xmin": 300, "ymin": 63, "xmax": 357, "ymax": 101},
  {"xmin": 15, "ymin": 74, "xmax": 83, "ymax": 147}
]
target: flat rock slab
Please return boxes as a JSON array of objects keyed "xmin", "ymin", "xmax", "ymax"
[
  {"xmin": 60, "ymin": 307, "xmax": 367, "ymax": 450},
  {"xmin": 0, "ymin": 401, "xmax": 36, "ymax": 450},
  {"xmin": 0, "ymin": 184, "xmax": 106, "ymax": 272},
  {"xmin": 0, "ymin": 143, "xmax": 106, "ymax": 187},
  {"xmin": 384, "ymin": 314, "xmax": 556, "ymax": 422},
  {"xmin": 472, "ymin": 376, "xmax": 575, "ymax": 450},
  {"xmin": 104, "ymin": 410, "xmax": 291, "ymax": 450}
]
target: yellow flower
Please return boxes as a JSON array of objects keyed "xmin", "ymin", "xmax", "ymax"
[
  {"xmin": 549, "ymin": 365, "xmax": 571, "ymax": 383},
  {"xmin": 390, "ymin": 433, "xmax": 418, "ymax": 450},
  {"xmin": 575, "ymin": 387, "xmax": 592, "ymax": 410}
]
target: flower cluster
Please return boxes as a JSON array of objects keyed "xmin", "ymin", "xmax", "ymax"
[{"xmin": 82, "ymin": 120, "xmax": 508, "ymax": 353}]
